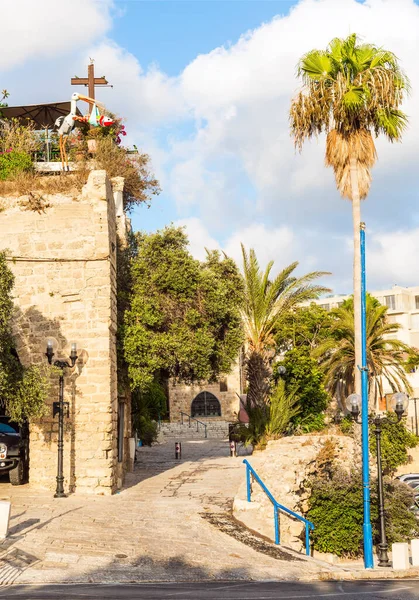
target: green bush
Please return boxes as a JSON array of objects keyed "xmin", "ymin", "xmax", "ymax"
[
  {"xmin": 136, "ymin": 415, "xmax": 158, "ymax": 446},
  {"xmin": 338, "ymin": 415, "xmax": 354, "ymax": 435},
  {"xmin": 0, "ymin": 151, "xmax": 33, "ymax": 180},
  {"xmin": 295, "ymin": 412, "xmax": 326, "ymax": 433},
  {"xmin": 307, "ymin": 469, "xmax": 419, "ymax": 557},
  {"xmin": 235, "ymin": 380, "xmax": 300, "ymax": 448},
  {"xmin": 370, "ymin": 416, "xmax": 419, "ymax": 475}
]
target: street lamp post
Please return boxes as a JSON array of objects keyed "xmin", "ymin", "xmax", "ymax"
[
  {"xmin": 346, "ymin": 391, "xmax": 409, "ymax": 567},
  {"xmin": 46, "ymin": 340, "xmax": 78, "ymax": 498}
]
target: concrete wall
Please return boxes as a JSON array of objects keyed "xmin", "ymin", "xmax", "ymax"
[{"xmin": 0, "ymin": 170, "xmax": 131, "ymax": 494}]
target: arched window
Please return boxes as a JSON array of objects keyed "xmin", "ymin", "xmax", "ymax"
[{"xmin": 191, "ymin": 391, "xmax": 221, "ymax": 417}]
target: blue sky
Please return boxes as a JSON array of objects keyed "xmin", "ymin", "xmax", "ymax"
[
  {"xmin": 1, "ymin": 0, "xmax": 419, "ymax": 292},
  {"xmin": 111, "ymin": 1, "xmax": 297, "ymax": 76}
]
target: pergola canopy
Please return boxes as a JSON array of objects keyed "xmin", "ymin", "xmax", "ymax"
[{"xmin": 0, "ymin": 101, "xmax": 82, "ymax": 129}]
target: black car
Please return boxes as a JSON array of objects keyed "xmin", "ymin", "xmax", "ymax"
[{"xmin": 0, "ymin": 416, "xmax": 29, "ymax": 485}]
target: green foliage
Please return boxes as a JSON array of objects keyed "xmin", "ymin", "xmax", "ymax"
[
  {"xmin": 370, "ymin": 416, "xmax": 419, "ymax": 475},
  {"xmin": 277, "ymin": 351, "xmax": 329, "ymax": 424},
  {"xmin": 131, "ymin": 381, "xmax": 167, "ymax": 446},
  {"xmin": 0, "ymin": 252, "xmax": 49, "ymax": 422},
  {"xmin": 314, "ymin": 294, "xmax": 418, "ymax": 405},
  {"xmin": 237, "ymin": 380, "xmax": 300, "ymax": 448},
  {"xmin": 291, "ymin": 33, "xmax": 410, "ymax": 149},
  {"xmin": 0, "ymin": 151, "xmax": 33, "ymax": 181},
  {"xmin": 338, "ymin": 415, "xmax": 354, "ymax": 435},
  {"xmin": 274, "ymin": 305, "xmax": 332, "ymax": 425},
  {"xmin": 295, "ymin": 412, "xmax": 326, "ymax": 434},
  {"xmin": 308, "ymin": 469, "xmax": 419, "ymax": 557},
  {"xmin": 124, "ymin": 226, "xmax": 244, "ymax": 391},
  {"xmin": 5, "ymin": 365, "xmax": 49, "ymax": 423},
  {"xmin": 265, "ymin": 380, "xmax": 300, "ymax": 437},
  {"xmin": 240, "ymin": 246, "xmax": 329, "ymax": 408}
]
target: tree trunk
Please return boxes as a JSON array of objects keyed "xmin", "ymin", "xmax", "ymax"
[
  {"xmin": 245, "ymin": 350, "xmax": 272, "ymax": 408},
  {"xmin": 350, "ymin": 157, "xmax": 362, "ymax": 396}
]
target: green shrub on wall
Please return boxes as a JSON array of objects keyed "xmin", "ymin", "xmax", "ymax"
[
  {"xmin": 307, "ymin": 469, "xmax": 419, "ymax": 557},
  {"xmin": 370, "ymin": 416, "xmax": 419, "ymax": 475},
  {"xmin": 0, "ymin": 151, "xmax": 33, "ymax": 180}
]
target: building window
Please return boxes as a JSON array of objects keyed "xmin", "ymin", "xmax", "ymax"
[
  {"xmin": 415, "ymin": 295, "xmax": 419, "ymax": 310},
  {"xmin": 319, "ymin": 304, "xmax": 330, "ymax": 311},
  {"xmin": 411, "ymin": 314, "xmax": 419, "ymax": 330},
  {"xmin": 219, "ymin": 377, "xmax": 228, "ymax": 392},
  {"xmin": 384, "ymin": 295, "xmax": 396, "ymax": 310},
  {"xmin": 191, "ymin": 392, "xmax": 221, "ymax": 417},
  {"xmin": 117, "ymin": 400, "xmax": 125, "ymax": 463}
]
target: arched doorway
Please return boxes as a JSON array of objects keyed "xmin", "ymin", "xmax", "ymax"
[{"xmin": 191, "ymin": 391, "xmax": 221, "ymax": 417}]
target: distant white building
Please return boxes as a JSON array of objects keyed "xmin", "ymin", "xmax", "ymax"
[{"xmin": 306, "ymin": 285, "xmax": 419, "ymax": 427}]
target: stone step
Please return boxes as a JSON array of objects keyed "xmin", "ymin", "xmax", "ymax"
[{"xmin": 158, "ymin": 422, "xmax": 230, "ymax": 440}]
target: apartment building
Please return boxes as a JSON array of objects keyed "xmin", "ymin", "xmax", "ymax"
[{"xmin": 307, "ymin": 285, "xmax": 419, "ymax": 422}]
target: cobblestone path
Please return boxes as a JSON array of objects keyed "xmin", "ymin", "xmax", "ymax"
[{"xmin": 0, "ymin": 440, "xmax": 329, "ymax": 584}]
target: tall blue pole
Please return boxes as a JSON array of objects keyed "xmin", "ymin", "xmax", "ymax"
[{"xmin": 360, "ymin": 223, "xmax": 374, "ymax": 569}]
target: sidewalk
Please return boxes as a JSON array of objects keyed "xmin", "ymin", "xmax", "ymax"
[{"xmin": 0, "ymin": 440, "xmax": 416, "ymax": 584}]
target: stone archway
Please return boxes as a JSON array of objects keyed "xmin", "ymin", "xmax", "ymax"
[{"xmin": 191, "ymin": 391, "xmax": 221, "ymax": 418}]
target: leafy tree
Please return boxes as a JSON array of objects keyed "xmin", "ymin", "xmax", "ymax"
[
  {"xmin": 314, "ymin": 295, "xmax": 418, "ymax": 409},
  {"xmin": 290, "ymin": 33, "xmax": 410, "ymax": 397},
  {"xmin": 240, "ymin": 244, "xmax": 329, "ymax": 408},
  {"xmin": 275, "ymin": 305, "xmax": 332, "ymax": 427},
  {"xmin": 0, "ymin": 252, "xmax": 49, "ymax": 423},
  {"xmin": 124, "ymin": 226, "xmax": 243, "ymax": 391},
  {"xmin": 131, "ymin": 382, "xmax": 168, "ymax": 446},
  {"xmin": 370, "ymin": 416, "xmax": 418, "ymax": 475}
]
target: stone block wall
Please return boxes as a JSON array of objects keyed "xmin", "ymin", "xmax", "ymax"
[
  {"xmin": 0, "ymin": 170, "xmax": 131, "ymax": 495},
  {"xmin": 168, "ymin": 360, "xmax": 242, "ymax": 423}
]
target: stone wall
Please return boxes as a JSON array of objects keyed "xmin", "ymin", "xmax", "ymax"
[
  {"xmin": 233, "ymin": 435, "xmax": 355, "ymax": 552},
  {"xmin": 0, "ymin": 170, "xmax": 131, "ymax": 495},
  {"xmin": 168, "ymin": 361, "xmax": 242, "ymax": 423}
]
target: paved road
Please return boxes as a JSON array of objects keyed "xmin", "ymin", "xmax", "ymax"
[
  {"xmin": 0, "ymin": 440, "xmax": 325, "ymax": 584},
  {"xmin": 1, "ymin": 580, "xmax": 418, "ymax": 599}
]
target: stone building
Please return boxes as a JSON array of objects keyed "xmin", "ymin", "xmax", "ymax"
[
  {"xmin": 0, "ymin": 171, "xmax": 131, "ymax": 494},
  {"xmin": 167, "ymin": 359, "xmax": 244, "ymax": 424}
]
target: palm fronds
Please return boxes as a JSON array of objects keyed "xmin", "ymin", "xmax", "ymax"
[
  {"xmin": 241, "ymin": 244, "xmax": 330, "ymax": 406},
  {"xmin": 290, "ymin": 33, "xmax": 410, "ymax": 200},
  {"xmin": 314, "ymin": 296, "xmax": 418, "ymax": 407}
]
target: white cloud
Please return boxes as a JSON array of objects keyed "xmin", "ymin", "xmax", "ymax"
[
  {"xmin": 175, "ymin": 218, "xmax": 305, "ymax": 277},
  {"xmin": 0, "ymin": 0, "xmax": 113, "ymax": 71},
  {"xmin": 368, "ymin": 228, "xmax": 419, "ymax": 288},
  {"xmin": 166, "ymin": 0, "xmax": 419, "ymax": 239},
  {"xmin": 2, "ymin": 0, "xmax": 419, "ymax": 293},
  {"xmin": 174, "ymin": 217, "xmax": 220, "ymax": 261}
]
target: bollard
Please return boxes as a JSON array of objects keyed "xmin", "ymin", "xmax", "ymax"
[
  {"xmin": 175, "ymin": 441, "xmax": 181, "ymax": 459},
  {"xmin": 411, "ymin": 539, "xmax": 419, "ymax": 567},
  {"xmin": 0, "ymin": 501, "xmax": 11, "ymax": 539},
  {"xmin": 229, "ymin": 440, "xmax": 237, "ymax": 457},
  {"xmin": 392, "ymin": 542, "xmax": 409, "ymax": 570}
]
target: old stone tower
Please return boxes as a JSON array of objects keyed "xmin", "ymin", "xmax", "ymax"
[{"xmin": 0, "ymin": 171, "xmax": 131, "ymax": 494}]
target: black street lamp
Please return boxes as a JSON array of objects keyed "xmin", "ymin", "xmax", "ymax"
[
  {"xmin": 346, "ymin": 391, "xmax": 409, "ymax": 567},
  {"xmin": 46, "ymin": 340, "xmax": 78, "ymax": 498}
]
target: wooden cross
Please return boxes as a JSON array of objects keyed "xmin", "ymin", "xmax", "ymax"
[{"xmin": 71, "ymin": 61, "xmax": 110, "ymax": 100}]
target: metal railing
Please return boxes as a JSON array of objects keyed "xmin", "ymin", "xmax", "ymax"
[
  {"xmin": 180, "ymin": 412, "xmax": 207, "ymax": 438},
  {"xmin": 243, "ymin": 459, "xmax": 314, "ymax": 556}
]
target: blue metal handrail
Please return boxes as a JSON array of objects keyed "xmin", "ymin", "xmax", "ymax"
[
  {"xmin": 243, "ymin": 459, "xmax": 314, "ymax": 556},
  {"xmin": 180, "ymin": 411, "xmax": 207, "ymax": 438}
]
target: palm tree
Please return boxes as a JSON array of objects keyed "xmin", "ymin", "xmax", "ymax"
[
  {"xmin": 240, "ymin": 244, "xmax": 329, "ymax": 407},
  {"xmin": 290, "ymin": 33, "xmax": 410, "ymax": 395},
  {"xmin": 314, "ymin": 296, "xmax": 417, "ymax": 409}
]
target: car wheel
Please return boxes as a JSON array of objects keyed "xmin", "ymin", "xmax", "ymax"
[{"xmin": 9, "ymin": 460, "xmax": 24, "ymax": 486}]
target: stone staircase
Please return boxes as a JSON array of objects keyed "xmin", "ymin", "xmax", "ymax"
[{"xmin": 158, "ymin": 420, "xmax": 230, "ymax": 440}]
